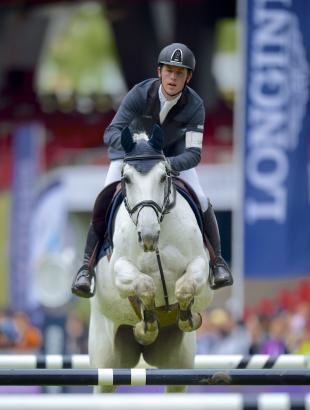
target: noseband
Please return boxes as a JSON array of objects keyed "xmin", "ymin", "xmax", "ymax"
[{"xmin": 121, "ymin": 154, "xmax": 176, "ymax": 226}]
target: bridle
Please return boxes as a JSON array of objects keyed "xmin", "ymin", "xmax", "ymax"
[
  {"xmin": 121, "ymin": 153, "xmax": 176, "ymax": 310},
  {"xmin": 121, "ymin": 154, "xmax": 176, "ymax": 227}
]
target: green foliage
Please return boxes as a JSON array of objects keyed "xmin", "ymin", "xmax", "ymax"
[
  {"xmin": 39, "ymin": 3, "xmax": 120, "ymax": 94},
  {"xmin": 215, "ymin": 18, "xmax": 238, "ymax": 52}
]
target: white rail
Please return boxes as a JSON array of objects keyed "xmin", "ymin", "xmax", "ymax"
[
  {"xmin": 0, "ymin": 354, "xmax": 308, "ymax": 369},
  {"xmin": 0, "ymin": 393, "xmax": 309, "ymax": 410}
]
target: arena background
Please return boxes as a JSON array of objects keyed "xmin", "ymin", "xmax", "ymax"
[{"xmin": 0, "ymin": 0, "xmax": 309, "ymax": 369}]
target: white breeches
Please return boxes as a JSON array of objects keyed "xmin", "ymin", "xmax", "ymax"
[
  {"xmin": 104, "ymin": 160, "xmax": 209, "ymax": 212},
  {"xmin": 179, "ymin": 168, "xmax": 209, "ymax": 212},
  {"xmin": 104, "ymin": 159, "xmax": 123, "ymax": 187}
]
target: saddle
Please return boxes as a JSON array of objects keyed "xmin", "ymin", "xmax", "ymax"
[{"xmin": 93, "ymin": 177, "xmax": 206, "ymax": 261}]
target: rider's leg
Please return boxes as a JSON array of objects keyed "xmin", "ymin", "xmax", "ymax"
[
  {"xmin": 71, "ymin": 160, "xmax": 123, "ymax": 298},
  {"xmin": 102, "ymin": 159, "xmax": 124, "ymax": 187},
  {"xmin": 203, "ymin": 201, "xmax": 233, "ymax": 289},
  {"xmin": 179, "ymin": 168, "xmax": 233, "ymax": 290},
  {"xmin": 71, "ymin": 223, "xmax": 99, "ymax": 298}
]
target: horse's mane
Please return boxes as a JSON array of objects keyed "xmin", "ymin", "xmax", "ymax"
[{"xmin": 123, "ymin": 131, "xmax": 165, "ymax": 174}]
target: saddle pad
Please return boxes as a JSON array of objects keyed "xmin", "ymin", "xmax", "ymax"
[{"xmin": 175, "ymin": 185, "xmax": 204, "ymax": 234}]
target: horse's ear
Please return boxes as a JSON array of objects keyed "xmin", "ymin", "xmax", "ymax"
[
  {"xmin": 121, "ymin": 127, "xmax": 136, "ymax": 153},
  {"xmin": 149, "ymin": 124, "xmax": 164, "ymax": 151}
]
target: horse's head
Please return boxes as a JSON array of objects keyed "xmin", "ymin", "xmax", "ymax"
[{"xmin": 121, "ymin": 126, "xmax": 173, "ymax": 252}]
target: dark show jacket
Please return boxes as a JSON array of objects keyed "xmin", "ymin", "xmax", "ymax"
[{"xmin": 103, "ymin": 78, "xmax": 205, "ymax": 172}]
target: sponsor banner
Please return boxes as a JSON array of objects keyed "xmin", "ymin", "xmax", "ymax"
[
  {"xmin": 0, "ymin": 194, "xmax": 10, "ymax": 307},
  {"xmin": 9, "ymin": 123, "xmax": 43, "ymax": 309},
  {"xmin": 243, "ymin": 0, "xmax": 310, "ymax": 277}
]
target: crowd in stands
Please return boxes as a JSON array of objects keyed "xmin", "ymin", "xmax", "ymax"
[
  {"xmin": 0, "ymin": 309, "xmax": 89, "ymax": 354},
  {"xmin": 197, "ymin": 280, "xmax": 310, "ymax": 356},
  {"xmin": 0, "ymin": 280, "xmax": 309, "ymax": 356},
  {"xmin": 197, "ymin": 302, "xmax": 310, "ymax": 356}
]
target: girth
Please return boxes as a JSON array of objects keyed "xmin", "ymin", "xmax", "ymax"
[{"xmin": 128, "ymin": 296, "xmax": 179, "ymax": 328}]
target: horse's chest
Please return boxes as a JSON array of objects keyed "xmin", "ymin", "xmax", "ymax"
[{"xmin": 137, "ymin": 245, "xmax": 187, "ymax": 279}]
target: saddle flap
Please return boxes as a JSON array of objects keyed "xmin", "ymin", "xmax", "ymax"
[
  {"xmin": 93, "ymin": 181, "xmax": 123, "ymax": 261},
  {"xmin": 173, "ymin": 177, "xmax": 204, "ymax": 235}
]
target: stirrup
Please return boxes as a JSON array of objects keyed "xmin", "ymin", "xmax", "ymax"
[{"xmin": 208, "ymin": 259, "xmax": 233, "ymax": 290}]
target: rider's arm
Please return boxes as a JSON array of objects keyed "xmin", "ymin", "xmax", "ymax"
[
  {"xmin": 104, "ymin": 85, "xmax": 144, "ymax": 152},
  {"xmin": 168, "ymin": 102, "xmax": 205, "ymax": 172}
]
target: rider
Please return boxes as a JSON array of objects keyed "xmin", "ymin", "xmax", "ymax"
[{"xmin": 71, "ymin": 42, "xmax": 233, "ymax": 298}]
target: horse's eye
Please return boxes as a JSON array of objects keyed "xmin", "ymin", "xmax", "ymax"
[
  {"xmin": 123, "ymin": 175, "xmax": 131, "ymax": 184},
  {"xmin": 160, "ymin": 174, "xmax": 167, "ymax": 183}
]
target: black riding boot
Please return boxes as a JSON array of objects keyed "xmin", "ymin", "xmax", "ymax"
[
  {"xmin": 71, "ymin": 224, "xmax": 99, "ymax": 298},
  {"xmin": 203, "ymin": 203, "xmax": 233, "ymax": 290}
]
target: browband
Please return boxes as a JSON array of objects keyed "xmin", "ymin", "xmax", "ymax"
[{"xmin": 123, "ymin": 154, "xmax": 166, "ymax": 162}]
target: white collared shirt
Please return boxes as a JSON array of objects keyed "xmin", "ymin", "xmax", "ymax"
[{"xmin": 158, "ymin": 85, "xmax": 181, "ymax": 124}]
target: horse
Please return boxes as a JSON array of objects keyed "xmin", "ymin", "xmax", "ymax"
[{"xmin": 89, "ymin": 125, "xmax": 214, "ymax": 393}]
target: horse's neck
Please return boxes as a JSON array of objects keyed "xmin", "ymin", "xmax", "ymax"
[{"xmin": 169, "ymin": 191, "xmax": 196, "ymax": 220}]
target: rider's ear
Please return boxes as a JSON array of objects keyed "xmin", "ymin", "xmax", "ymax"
[
  {"xmin": 149, "ymin": 124, "xmax": 164, "ymax": 151},
  {"xmin": 121, "ymin": 127, "xmax": 136, "ymax": 153},
  {"xmin": 186, "ymin": 70, "xmax": 192, "ymax": 83}
]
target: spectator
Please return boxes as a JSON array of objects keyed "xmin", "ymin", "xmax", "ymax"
[
  {"xmin": 65, "ymin": 312, "xmax": 88, "ymax": 354},
  {"xmin": 196, "ymin": 310, "xmax": 221, "ymax": 354},
  {"xmin": 288, "ymin": 302, "xmax": 310, "ymax": 352},
  {"xmin": 0, "ymin": 310, "xmax": 19, "ymax": 349},
  {"xmin": 197, "ymin": 308, "xmax": 250, "ymax": 355},
  {"xmin": 13, "ymin": 311, "xmax": 43, "ymax": 351},
  {"xmin": 259, "ymin": 312, "xmax": 290, "ymax": 355},
  {"xmin": 247, "ymin": 315, "xmax": 265, "ymax": 354},
  {"xmin": 247, "ymin": 314, "xmax": 271, "ymax": 354},
  {"xmin": 295, "ymin": 327, "xmax": 310, "ymax": 354}
]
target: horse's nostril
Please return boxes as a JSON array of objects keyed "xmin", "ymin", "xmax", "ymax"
[{"xmin": 139, "ymin": 230, "xmax": 160, "ymax": 252}]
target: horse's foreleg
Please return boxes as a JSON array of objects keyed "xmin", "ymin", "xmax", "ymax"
[
  {"xmin": 133, "ymin": 274, "xmax": 159, "ymax": 345},
  {"xmin": 114, "ymin": 257, "xmax": 158, "ymax": 345},
  {"xmin": 175, "ymin": 256, "xmax": 207, "ymax": 332}
]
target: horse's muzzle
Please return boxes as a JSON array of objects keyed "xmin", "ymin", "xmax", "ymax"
[{"xmin": 138, "ymin": 230, "xmax": 160, "ymax": 252}]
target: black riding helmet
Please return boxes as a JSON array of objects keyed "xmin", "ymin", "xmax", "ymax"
[{"xmin": 157, "ymin": 43, "xmax": 196, "ymax": 72}]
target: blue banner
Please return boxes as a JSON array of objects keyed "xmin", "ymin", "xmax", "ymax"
[
  {"xmin": 243, "ymin": 0, "xmax": 310, "ymax": 277},
  {"xmin": 9, "ymin": 123, "xmax": 43, "ymax": 309}
]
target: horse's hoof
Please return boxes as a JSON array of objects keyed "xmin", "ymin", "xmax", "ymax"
[
  {"xmin": 133, "ymin": 320, "xmax": 159, "ymax": 345},
  {"xmin": 178, "ymin": 312, "xmax": 202, "ymax": 332}
]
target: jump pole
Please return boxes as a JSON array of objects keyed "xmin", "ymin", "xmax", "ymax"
[
  {"xmin": 0, "ymin": 394, "xmax": 310, "ymax": 410},
  {"xmin": 0, "ymin": 368, "xmax": 310, "ymax": 386},
  {"xmin": 0, "ymin": 354, "xmax": 308, "ymax": 369}
]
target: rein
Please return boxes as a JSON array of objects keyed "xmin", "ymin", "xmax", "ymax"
[
  {"xmin": 155, "ymin": 247, "xmax": 170, "ymax": 310},
  {"xmin": 121, "ymin": 154, "xmax": 176, "ymax": 310}
]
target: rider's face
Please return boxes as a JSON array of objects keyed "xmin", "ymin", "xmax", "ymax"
[{"xmin": 158, "ymin": 64, "xmax": 192, "ymax": 99}]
